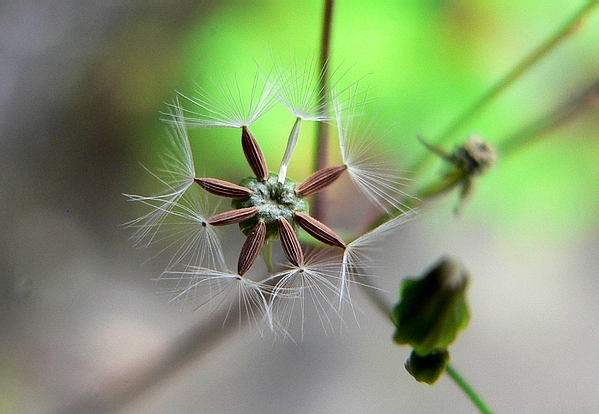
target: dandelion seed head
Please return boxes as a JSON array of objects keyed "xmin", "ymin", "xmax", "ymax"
[{"xmin": 126, "ymin": 53, "xmax": 414, "ymax": 337}]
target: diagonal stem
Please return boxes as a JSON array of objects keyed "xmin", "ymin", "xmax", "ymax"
[
  {"xmin": 409, "ymin": 1, "xmax": 599, "ymax": 177},
  {"xmin": 445, "ymin": 364, "xmax": 494, "ymax": 414},
  {"xmin": 498, "ymin": 79, "xmax": 599, "ymax": 159},
  {"xmin": 54, "ymin": 306, "xmax": 243, "ymax": 414}
]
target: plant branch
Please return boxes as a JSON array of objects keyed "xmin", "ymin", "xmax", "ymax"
[
  {"xmin": 312, "ymin": 0, "xmax": 335, "ymax": 221},
  {"xmin": 395, "ymin": 79, "xmax": 599, "ymax": 215},
  {"xmin": 498, "ymin": 78, "xmax": 599, "ymax": 159},
  {"xmin": 54, "ymin": 306, "xmax": 243, "ymax": 414},
  {"xmin": 445, "ymin": 364, "xmax": 493, "ymax": 414},
  {"xmin": 408, "ymin": 1, "xmax": 599, "ymax": 177},
  {"xmin": 389, "ymin": 79, "xmax": 599, "ymax": 221}
]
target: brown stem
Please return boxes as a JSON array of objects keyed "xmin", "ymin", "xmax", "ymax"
[
  {"xmin": 195, "ymin": 177, "xmax": 253, "ymax": 198},
  {"xmin": 237, "ymin": 220, "xmax": 266, "ymax": 275},
  {"xmin": 242, "ymin": 126, "xmax": 269, "ymax": 181},
  {"xmin": 312, "ymin": 0, "xmax": 335, "ymax": 221},
  {"xmin": 295, "ymin": 165, "xmax": 347, "ymax": 196},
  {"xmin": 53, "ymin": 306, "xmax": 243, "ymax": 414},
  {"xmin": 278, "ymin": 217, "xmax": 304, "ymax": 267},
  {"xmin": 208, "ymin": 206, "xmax": 259, "ymax": 226},
  {"xmin": 294, "ymin": 211, "xmax": 345, "ymax": 248}
]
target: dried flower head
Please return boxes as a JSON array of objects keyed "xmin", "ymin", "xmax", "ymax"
[
  {"xmin": 126, "ymin": 58, "xmax": 414, "ymax": 338},
  {"xmin": 418, "ymin": 135, "xmax": 496, "ymax": 214}
]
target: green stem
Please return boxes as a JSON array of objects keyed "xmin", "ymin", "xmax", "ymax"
[
  {"xmin": 498, "ymin": 79, "xmax": 599, "ymax": 159},
  {"xmin": 262, "ymin": 241, "xmax": 274, "ymax": 272},
  {"xmin": 312, "ymin": 0, "xmax": 335, "ymax": 221},
  {"xmin": 409, "ymin": 0, "xmax": 599, "ymax": 177},
  {"xmin": 415, "ymin": 170, "xmax": 464, "ymax": 201},
  {"xmin": 369, "ymin": 78, "xmax": 599, "ymax": 230},
  {"xmin": 445, "ymin": 364, "xmax": 493, "ymax": 414}
]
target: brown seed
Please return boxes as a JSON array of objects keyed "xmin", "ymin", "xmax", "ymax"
[
  {"xmin": 242, "ymin": 126, "xmax": 269, "ymax": 181},
  {"xmin": 208, "ymin": 206, "xmax": 259, "ymax": 226},
  {"xmin": 195, "ymin": 177, "xmax": 253, "ymax": 198},
  {"xmin": 278, "ymin": 218, "xmax": 304, "ymax": 267},
  {"xmin": 295, "ymin": 165, "xmax": 347, "ymax": 197},
  {"xmin": 294, "ymin": 212, "xmax": 346, "ymax": 248},
  {"xmin": 238, "ymin": 220, "xmax": 266, "ymax": 275}
]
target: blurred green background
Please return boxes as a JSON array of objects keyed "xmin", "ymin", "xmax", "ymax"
[
  {"xmin": 140, "ymin": 0, "xmax": 599, "ymax": 237},
  {"xmin": 0, "ymin": 0, "xmax": 597, "ymax": 413}
]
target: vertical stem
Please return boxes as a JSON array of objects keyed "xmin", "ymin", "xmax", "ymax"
[
  {"xmin": 409, "ymin": 1, "xmax": 599, "ymax": 177},
  {"xmin": 262, "ymin": 241, "xmax": 274, "ymax": 272},
  {"xmin": 312, "ymin": 0, "xmax": 335, "ymax": 220},
  {"xmin": 445, "ymin": 364, "xmax": 493, "ymax": 414}
]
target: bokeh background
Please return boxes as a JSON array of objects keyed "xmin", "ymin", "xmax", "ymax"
[{"xmin": 1, "ymin": 0, "xmax": 598, "ymax": 413}]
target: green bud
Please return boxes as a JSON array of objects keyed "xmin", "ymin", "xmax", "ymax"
[
  {"xmin": 390, "ymin": 257, "xmax": 470, "ymax": 356},
  {"xmin": 405, "ymin": 349, "xmax": 450, "ymax": 385}
]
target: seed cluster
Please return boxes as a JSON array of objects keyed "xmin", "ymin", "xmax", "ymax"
[
  {"xmin": 196, "ymin": 125, "xmax": 347, "ymax": 276},
  {"xmin": 233, "ymin": 174, "xmax": 307, "ymax": 238}
]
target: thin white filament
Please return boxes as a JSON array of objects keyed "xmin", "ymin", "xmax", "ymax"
[{"xmin": 340, "ymin": 211, "xmax": 417, "ymax": 308}]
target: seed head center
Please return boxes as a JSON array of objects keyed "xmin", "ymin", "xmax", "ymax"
[{"xmin": 232, "ymin": 173, "xmax": 308, "ymax": 240}]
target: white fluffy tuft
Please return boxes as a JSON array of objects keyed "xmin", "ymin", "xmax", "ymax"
[
  {"xmin": 124, "ymin": 101, "xmax": 196, "ymax": 247},
  {"xmin": 335, "ymin": 94, "xmax": 415, "ymax": 214},
  {"xmin": 173, "ymin": 70, "xmax": 279, "ymax": 129}
]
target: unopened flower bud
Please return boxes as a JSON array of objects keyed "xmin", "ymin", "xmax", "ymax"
[
  {"xmin": 390, "ymin": 257, "xmax": 470, "ymax": 356},
  {"xmin": 404, "ymin": 349, "xmax": 450, "ymax": 385},
  {"xmin": 418, "ymin": 135, "xmax": 496, "ymax": 214}
]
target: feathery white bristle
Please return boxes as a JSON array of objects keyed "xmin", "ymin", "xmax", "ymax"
[
  {"xmin": 142, "ymin": 185, "xmax": 226, "ymax": 272},
  {"xmin": 260, "ymin": 250, "xmax": 358, "ymax": 339},
  {"xmin": 269, "ymin": 52, "xmax": 363, "ymax": 122},
  {"xmin": 335, "ymin": 93, "xmax": 415, "ymax": 214},
  {"xmin": 340, "ymin": 211, "xmax": 417, "ymax": 308},
  {"xmin": 173, "ymin": 70, "xmax": 279, "ymax": 129},
  {"xmin": 124, "ymin": 101, "xmax": 196, "ymax": 247},
  {"xmin": 161, "ymin": 267, "xmax": 274, "ymax": 332}
]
